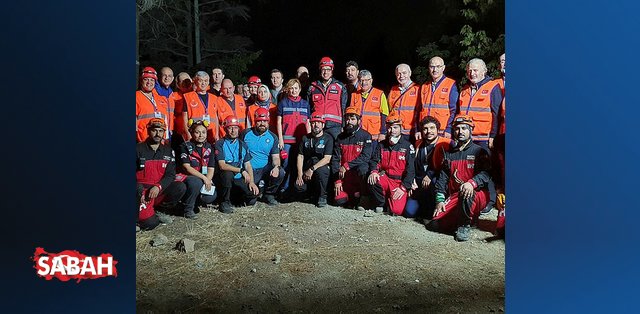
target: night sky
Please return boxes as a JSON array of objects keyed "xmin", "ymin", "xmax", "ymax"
[{"xmin": 238, "ymin": 0, "xmax": 451, "ymax": 90}]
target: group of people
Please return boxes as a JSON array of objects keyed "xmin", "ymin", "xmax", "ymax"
[{"xmin": 135, "ymin": 54, "xmax": 506, "ymax": 241}]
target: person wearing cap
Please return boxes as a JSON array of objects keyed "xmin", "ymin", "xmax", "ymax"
[
  {"xmin": 295, "ymin": 111, "xmax": 334, "ymax": 207},
  {"xmin": 247, "ymin": 84, "xmax": 278, "ymax": 133},
  {"xmin": 241, "ymin": 108, "xmax": 284, "ymax": 206},
  {"xmin": 367, "ymin": 112, "xmax": 416, "ymax": 215},
  {"xmin": 155, "ymin": 67, "xmax": 175, "ymax": 98},
  {"xmin": 405, "ymin": 116, "xmax": 452, "ymax": 218},
  {"xmin": 348, "ymin": 69, "xmax": 389, "ymax": 145},
  {"xmin": 215, "ymin": 79, "xmax": 248, "ymax": 139},
  {"xmin": 136, "ymin": 66, "xmax": 174, "ymax": 142},
  {"xmin": 210, "ymin": 67, "xmax": 225, "ymax": 96},
  {"xmin": 307, "ymin": 57, "xmax": 348, "ymax": 139},
  {"xmin": 137, "ymin": 118, "xmax": 187, "ymax": 230},
  {"xmin": 458, "ymin": 58, "xmax": 503, "ymax": 150},
  {"xmin": 177, "ymin": 120, "xmax": 218, "ymax": 219},
  {"xmin": 418, "ymin": 56, "xmax": 459, "ymax": 139},
  {"xmin": 269, "ymin": 69, "xmax": 285, "ymax": 104},
  {"xmin": 181, "ymin": 71, "xmax": 220, "ymax": 144},
  {"xmin": 427, "ymin": 115, "xmax": 493, "ymax": 242},
  {"xmin": 331, "ymin": 107, "xmax": 373, "ymax": 209},
  {"xmin": 277, "ymin": 78, "xmax": 311, "ymax": 195},
  {"xmin": 388, "ymin": 63, "xmax": 420, "ymax": 142},
  {"xmin": 214, "ymin": 115, "xmax": 259, "ymax": 213}
]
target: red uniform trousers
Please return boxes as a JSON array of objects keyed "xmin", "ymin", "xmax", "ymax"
[
  {"xmin": 372, "ymin": 175, "xmax": 408, "ymax": 215},
  {"xmin": 334, "ymin": 168, "xmax": 367, "ymax": 205},
  {"xmin": 432, "ymin": 189, "xmax": 489, "ymax": 233}
]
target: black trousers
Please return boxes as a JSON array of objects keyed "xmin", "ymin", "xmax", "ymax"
[
  {"xmin": 182, "ymin": 176, "xmax": 217, "ymax": 213},
  {"xmin": 137, "ymin": 181, "xmax": 186, "ymax": 229},
  {"xmin": 217, "ymin": 170, "xmax": 258, "ymax": 205},
  {"xmin": 253, "ymin": 165, "xmax": 285, "ymax": 196},
  {"xmin": 294, "ymin": 164, "xmax": 330, "ymax": 202}
]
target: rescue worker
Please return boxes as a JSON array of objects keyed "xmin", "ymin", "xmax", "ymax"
[
  {"xmin": 332, "ymin": 107, "xmax": 373, "ymax": 209},
  {"xmin": 210, "ymin": 67, "xmax": 225, "ymax": 96},
  {"xmin": 246, "ymin": 75, "xmax": 262, "ymax": 106},
  {"xmin": 307, "ymin": 56, "xmax": 348, "ymax": 139},
  {"xmin": 428, "ymin": 115, "xmax": 493, "ymax": 242},
  {"xmin": 388, "ymin": 63, "xmax": 420, "ymax": 142},
  {"xmin": 295, "ymin": 111, "xmax": 334, "ymax": 208},
  {"xmin": 171, "ymin": 72, "xmax": 193, "ymax": 148},
  {"xmin": 368, "ymin": 112, "xmax": 415, "ymax": 215},
  {"xmin": 155, "ymin": 67, "xmax": 175, "ymax": 98},
  {"xmin": 458, "ymin": 58, "xmax": 502, "ymax": 150},
  {"xmin": 406, "ymin": 116, "xmax": 451, "ymax": 218},
  {"xmin": 214, "ymin": 115, "xmax": 260, "ymax": 213},
  {"xmin": 348, "ymin": 69, "xmax": 389, "ymax": 145},
  {"xmin": 215, "ymin": 79, "xmax": 248, "ymax": 138},
  {"xmin": 418, "ymin": 56, "xmax": 458, "ymax": 138},
  {"xmin": 277, "ymin": 78, "xmax": 311, "ymax": 195},
  {"xmin": 269, "ymin": 68, "xmax": 285, "ymax": 104},
  {"xmin": 493, "ymin": 53, "xmax": 506, "ymax": 238},
  {"xmin": 136, "ymin": 67, "xmax": 174, "ymax": 142},
  {"xmin": 137, "ymin": 118, "xmax": 187, "ymax": 230},
  {"xmin": 296, "ymin": 66, "xmax": 310, "ymax": 99},
  {"xmin": 345, "ymin": 60, "xmax": 360, "ymax": 95},
  {"xmin": 181, "ymin": 71, "xmax": 219, "ymax": 143},
  {"xmin": 247, "ymin": 84, "xmax": 278, "ymax": 133},
  {"xmin": 178, "ymin": 120, "xmax": 218, "ymax": 219},
  {"xmin": 241, "ymin": 108, "xmax": 284, "ymax": 206}
]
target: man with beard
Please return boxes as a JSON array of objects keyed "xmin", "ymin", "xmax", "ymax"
[
  {"xmin": 136, "ymin": 67, "xmax": 173, "ymax": 142},
  {"xmin": 368, "ymin": 112, "xmax": 415, "ymax": 215},
  {"xmin": 214, "ymin": 115, "xmax": 260, "ymax": 213},
  {"xmin": 405, "ymin": 116, "xmax": 451, "ymax": 218},
  {"xmin": 295, "ymin": 111, "xmax": 334, "ymax": 208},
  {"xmin": 307, "ymin": 57, "xmax": 348, "ymax": 139},
  {"xmin": 241, "ymin": 108, "xmax": 284, "ymax": 206},
  {"xmin": 344, "ymin": 61, "xmax": 359, "ymax": 103},
  {"xmin": 136, "ymin": 119, "xmax": 187, "ymax": 230},
  {"xmin": 332, "ymin": 107, "xmax": 373, "ymax": 209},
  {"xmin": 428, "ymin": 115, "xmax": 492, "ymax": 242}
]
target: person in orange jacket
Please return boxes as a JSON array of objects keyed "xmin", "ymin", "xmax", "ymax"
[
  {"xmin": 136, "ymin": 67, "xmax": 174, "ymax": 143},
  {"xmin": 388, "ymin": 63, "xmax": 420, "ymax": 142},
  {"xmin": 181, "ymin": 71, "xmax": 219, "ymax": 144},
  {"xmin": 348, "ymin": 69, "xmax": 389, "ymax": 144},
  {"xmin": 418, "ymin": 56, "xmax": 459, "ymax": 139},
  {"xmin": 216, "ymin": 79, "xmax": 248, "ymax": 138}
]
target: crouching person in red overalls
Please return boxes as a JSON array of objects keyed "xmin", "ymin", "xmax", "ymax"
[
  {"xmin": 427, "ymin": 115, "xmax": 493, "ymax": 241},
  {"xmin": 136, "ymin": 118, "xmax": 187, "ymax": 230},
  {"xmin": 367, "ymin": 112, "xmax": 416, "ymax": 215}
]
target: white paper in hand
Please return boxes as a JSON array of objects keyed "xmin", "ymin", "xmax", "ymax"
[{"xmin": 200, "ymin": 185, "xmax": 216, "ymax": 195}]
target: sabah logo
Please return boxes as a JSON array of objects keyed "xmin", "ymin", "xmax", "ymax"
[{"xmin": 33, "ymin": 247, "xmax": 117, "ymax": 283}]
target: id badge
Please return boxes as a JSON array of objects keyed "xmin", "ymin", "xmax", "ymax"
[
  {"xmin": 201, "ymin": 167, "xmax": 208, "ymax": 175},
  {"xmin": 154, "ymin": 111, "xmax": 163, "ymax": 118},
  {"xmin": 203, "ymin": 114, "xmax": 211, "ymax": 122}
]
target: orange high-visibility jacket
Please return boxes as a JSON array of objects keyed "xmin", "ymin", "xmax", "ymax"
[
  {"xmin": 136, "ymin": 89, "xmax": 174, "ymax": 142},
  {"xmin": 419, "ymin": 77, "xmax": 457, "ymax": 134},
  {"xmin": 215, "ymin": 94, "xmax": 248, "ymax": 138},
  {"xmin": 458, "ymin": 79, "xmax": 501, "ymax": 141},
  {"xmin": 183, "ymin": 91, "xmax": 220, "ymax": 143},
  {"xmin": 388, "ymin": 82, "xmax": 420, "ymax": 135},
  {"xmin": 349, "ymin": 87, "xmax": 387, "ymax": 137}
]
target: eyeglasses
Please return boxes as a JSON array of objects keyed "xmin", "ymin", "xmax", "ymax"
[
  {"xmin": 428, "ymin": 65, "xmax": 444, "ymax": 70},
  {"xmin": 188, "ymin": 119, "xmax": 210, "ymax": 128}
]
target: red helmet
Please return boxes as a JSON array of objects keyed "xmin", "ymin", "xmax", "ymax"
[
  {"xmin": 452, "ymin": 114, "xmax": 475, "ymax": 128},
  {"xmin": 224, "ymin": 115, "xmax": 240, "ymax": 128},
  {"xmin": 247, "ymin": 75, "xmax": 262, "ymax": 86},
  {"xmin": 310, "ymin": 111, "xmax": 325, "ymax": 123},
  {"xmin": 141, "ymin": 67, "xmax": 158, "ymax": 80},
  {"xmin": 319, "ymin": 57, "xmax": 334, "ymax": 70},
  {"xmin": 254, "ymin": 107, "xmax": 270, "ymax": 122}
]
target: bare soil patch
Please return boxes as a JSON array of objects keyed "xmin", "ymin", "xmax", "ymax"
[{"xmin": 136, "ymin": 202, "xmax": 505, "ymax": 313}]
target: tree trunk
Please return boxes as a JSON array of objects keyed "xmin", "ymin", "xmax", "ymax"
[{"xmin": 193, "ymin": 0, "xmax": 201, "ymax": 66}]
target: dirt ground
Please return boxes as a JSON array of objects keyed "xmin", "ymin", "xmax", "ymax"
[{"xmin": 136, "ymin": 201, "xmax": 505, "ymax": 313}]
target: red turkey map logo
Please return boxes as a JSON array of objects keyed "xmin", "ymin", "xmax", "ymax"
[{"xmin": 32, "ymin": 247, "xmax": 118, "ymax": 282}]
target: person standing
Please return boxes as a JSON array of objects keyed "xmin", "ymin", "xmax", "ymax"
[
  {"xmin": 307, "ymin": 57, "xmax": 348, "ymax": 139},
  {"xmin": 181, "ymin": 71, "xmax": 219, "ymax": 143},
  {"xmin": 418, "ymin": 57, "xmax": 458, "ymax": 138},
  {"xmin": 388, "ymin": 63, "xmax": 420, "ymax": 142},
  {"xmin": 136, "ymin": 67, "xmax": 173, "ymax": 143}
]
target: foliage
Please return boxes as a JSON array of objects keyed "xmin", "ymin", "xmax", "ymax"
[
  {"xmin": 137, "ymin": 0, "xmax": 260, "ymax": 79},
  {"xmin": 414, "ymin": 0, "xmax": 504, "ymax": 85}
]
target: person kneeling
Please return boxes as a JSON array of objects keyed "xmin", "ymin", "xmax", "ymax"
[
  {"xmin": 178, "ymin": 120, "xmax": 218, "ymax": 219},
  {"xmin": 214, "ymin": 116, "xmax": 259, "ymax": 213}
]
